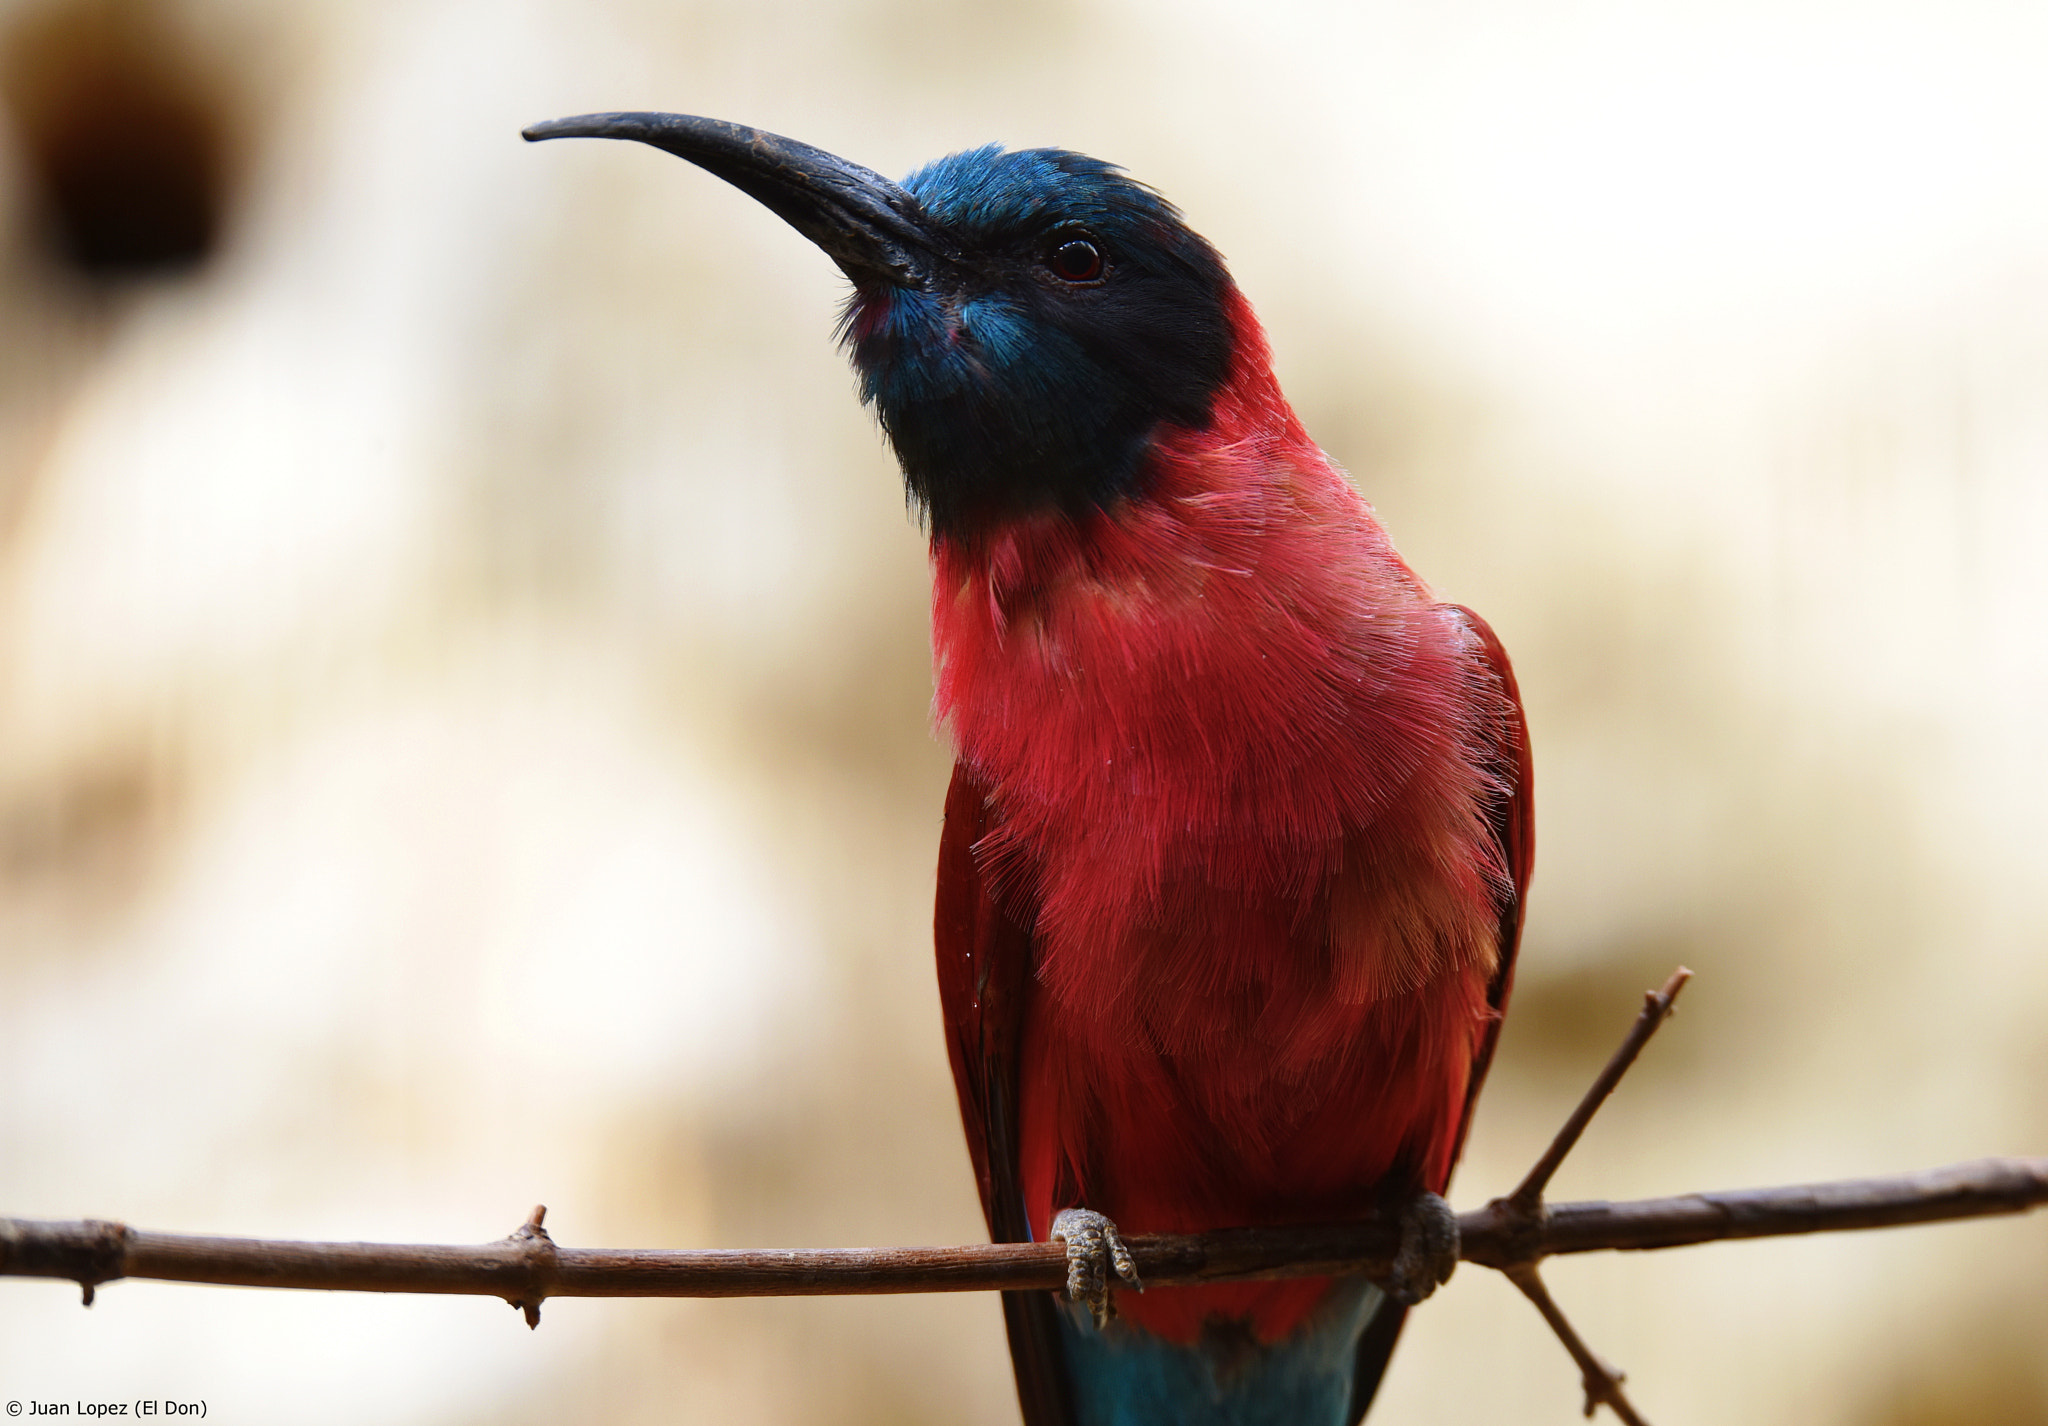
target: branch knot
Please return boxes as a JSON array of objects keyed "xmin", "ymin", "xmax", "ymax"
[
  {"xmin": 1465, "ymin": 1193, "xmax": 1552, "ymax": 1272},
  {"xmin": 504, "ymin": 1205, "xmax": 557, "ymax": 1329},
  {"xmin": 0, "ymin": 1214, "xmax": 128, "ymax": 1306}
]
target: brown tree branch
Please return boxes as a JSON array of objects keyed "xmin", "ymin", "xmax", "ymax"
[
  {"xmin": 4, "ymin": 968, "xmax": 2045, "ymax": 1424},
  {"xmin": 3, "ymin": 1156, "xmax": 2043, "ymax": 1308}
]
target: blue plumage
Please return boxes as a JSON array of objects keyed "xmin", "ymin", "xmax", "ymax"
[
  {"xmin": 1057, "ymin": 1282, "xmax": 1389, "ymax": 1426},
  {"xmin": 839, "ymin": 145, "xmax": 1234, "ymax": 536},
  {"xmin": 903, "ymin": 147, "xmax": 1183, "ymax": 244}
]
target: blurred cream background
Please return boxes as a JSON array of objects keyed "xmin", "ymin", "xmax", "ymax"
[{"xmin": 0, "ymin": 0, "xmax": 2043, "ymax": 1421}]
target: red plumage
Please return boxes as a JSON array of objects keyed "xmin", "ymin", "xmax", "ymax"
[{"xmin": 933, "ymin": 288, "xmax": 1532, "ymax": 1346}]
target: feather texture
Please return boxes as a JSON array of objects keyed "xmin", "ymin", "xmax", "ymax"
[{"xmin": 932, "ymin": 286, "xmax": 1531, "ymax": 1404}]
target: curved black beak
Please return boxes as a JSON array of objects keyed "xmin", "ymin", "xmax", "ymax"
[{"xmin": 522, "ymin": 112, "xmax": 942, "ymax": 289}]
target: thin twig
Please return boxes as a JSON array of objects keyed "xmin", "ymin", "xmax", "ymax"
[
  {"xmin": 1505, "ymin": 1264, "xmax": 1650, "ymax": 1426},
  {"xmin": 1509, "ymin": 967, "xmax": 1692, "ymax": 1212},
  {"xmin": 1486, "ymin": 964, "xmax": 1691, "ymax": 1423}
]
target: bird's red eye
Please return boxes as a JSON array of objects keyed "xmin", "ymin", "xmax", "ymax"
[{"xmin": 1048, "ymin": 237, "xmax": 1103, "ymax": 282}]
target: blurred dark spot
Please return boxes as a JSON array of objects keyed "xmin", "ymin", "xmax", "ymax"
[
  {"xmin": 0, "ymin": 757, "xmax": 165, "ymax": 898},
  {"xmin": 1, "ymin": 1, "xmax": 235, "ymax": 280}
]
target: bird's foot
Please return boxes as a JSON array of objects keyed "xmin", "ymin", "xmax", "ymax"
[
  {"xmin": 1051, "ymin": 1207, "xmax": 1144, "ymax": 1328},
  {"xmin": 1380, "ymin": 1192, "xmax": 1459, "ymax": 1305}
]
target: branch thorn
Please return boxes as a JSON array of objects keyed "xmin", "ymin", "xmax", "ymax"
[{"xmin": 506, "ymin": 1204, "xmax": 556, "ymax": 1330}]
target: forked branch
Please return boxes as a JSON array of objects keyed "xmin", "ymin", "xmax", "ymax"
[
  {"xmin": 1479, "ymin": 967, "xmax": 1692, "ymax": 1423},
  {"xmin": 4, "ymin": 969, "xmax": 2045, "ymax": 1424}
]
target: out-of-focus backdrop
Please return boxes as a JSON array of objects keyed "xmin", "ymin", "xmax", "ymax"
[{"xmin": 0, "ymin": 0, "xmax": 2043, "ymax": 1421}]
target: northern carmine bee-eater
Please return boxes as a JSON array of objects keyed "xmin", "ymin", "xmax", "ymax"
[{"xmin": 526, "ymin": 112, "xmax": 1532, "ymax": 1426}]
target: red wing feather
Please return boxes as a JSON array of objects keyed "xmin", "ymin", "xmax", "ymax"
[
  {"xmin": 1349, "ymin": 606, "xmax": 1532, "ymax": 1426},
  {"xmin": 1446, "ymin": 604, "xmax": 1534, "ymax": 1166},
  {"xmin": 935, "ymin": 762, "xmax": 1074, "ymax": 1426}
]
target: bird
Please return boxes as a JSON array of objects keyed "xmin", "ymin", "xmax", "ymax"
[{"xmin": 524, "ymin": 112, "xmax": 1532, "ymax": 1426}]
